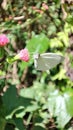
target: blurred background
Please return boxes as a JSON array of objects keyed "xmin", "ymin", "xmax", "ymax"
[{"xmin": 0, "ymin": 0, "xmax": 73, "ymax": 130}]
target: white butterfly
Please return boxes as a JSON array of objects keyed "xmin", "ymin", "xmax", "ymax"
[{"xmin": 33, "ymin": 53, "xmax": 64, "ymax": 71}]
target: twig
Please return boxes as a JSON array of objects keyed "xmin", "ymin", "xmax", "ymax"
[{"xmin": 13, "ymin": 16, "xmax": 25, "ymax": 21}]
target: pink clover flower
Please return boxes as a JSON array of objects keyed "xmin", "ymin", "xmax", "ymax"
[
  {"xmin": 17, "ymin": 49, "xmax": 29, "ymax": 62},
  {"xmin": 0, "ymin": 34, "xmax": 9, "ymax": 47}
]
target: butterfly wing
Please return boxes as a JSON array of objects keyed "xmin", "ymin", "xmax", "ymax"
[{"xmin": 34, "ymin": 53, "xmax": 64, "ymax": 71}]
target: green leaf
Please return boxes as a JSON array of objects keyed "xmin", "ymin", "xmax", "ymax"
[
  {"xmin": 50, "ymin": 38, "xmax": 63, "ymax": 48},
  {"xmin": 0, "ymin": 70, "xmax": 5, "ymax": 76},
  {"xmin": 52, "ymin": 68, "xmax": 66, "ymax": 80},
  {"xmin": 55, "ymin": 95, "xmax": 71, "ymax": 128},
  {"xmin": 33, "ymin": 114, "xmax": 46, "ymax": 129},
  {"xmin": 2, "ymin": 85, "xmax": 20, "ymax": 115},
  {"xmin": 57, "ymin": 32, "xmax": 69, "ymax": 47},
  {"xmin": 48, "ymin": 24, "xmax": 56, "ymax": 36},
  {"xmin": 19, "ymin": 81, "xmax": 45, "ymax": 100},
  {"xmin": 47, "ymin": 90, "xmax": 71, "ymax": 128},
  {"xmin": 2, "ymin": 85, "xmax": 31, "ymax": 117},
  {"xmin": 25, "ymin": 104, "xmax": 39, "ymax": 112},
  {"xmin": 5, "ymin": 123, "xmax": 15, "ymax": 130},
  {"xmin": 14, "ymin": 118, "xmax": 26, "ymax": 130},
  {"xmin": 33, "ymin": 125, "xmax": 45, "ymax": 130},
  {"xmin": 26, "ymin": 33, "xmax": 49, "ymax": 54},
  {"xmin": 64, "ymin": 88, "xmax": 73, "ymax": 116},
  {"xmin": 67, "ymin": 15, "xmax": 73, "ymax": 25},
  {"xmin": 19, "ymin": 88, "xmax": 35, "ymax": 99},
  {"xmin": 0, "ymin": 118, "xmax": 6, "ymax": 130}
]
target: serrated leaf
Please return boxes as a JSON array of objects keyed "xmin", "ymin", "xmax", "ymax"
[
  {"xmin": 50, "ymin": 38, "xmax": 63, "ymax": 48},
  {"xmin": 48, "ymin": 90, "xmax": 71, "ymax": 128},
  {"xmin": 55, "ymin": 95, "xmax": 71, "ymax": 128},
  {"xmin": 57, "ymin": 32, "xmax": 69, "ymax": 47}
]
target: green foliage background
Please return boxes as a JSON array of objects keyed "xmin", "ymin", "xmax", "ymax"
[{"xmin": 0, "ymin": 0, "xmax": 73, "ymax": 130}]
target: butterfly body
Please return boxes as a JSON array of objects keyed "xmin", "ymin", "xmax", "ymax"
[{"xmin": 34, "ymin": 53, "xmax": 64, "ymax": 71}]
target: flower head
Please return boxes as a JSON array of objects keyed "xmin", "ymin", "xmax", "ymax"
[
  {"xmin": 17, "ymin": 48, "xmax": 29, "ymax": 62},
  {"xmin": 0, "ymin": 34, "xmax": 9, "ymax": 47}
]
